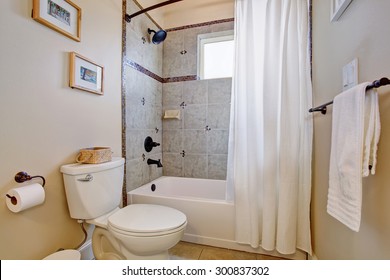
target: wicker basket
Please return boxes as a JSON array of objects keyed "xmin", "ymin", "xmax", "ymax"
[{"xmin": 76, "ymin": 147, "xmax": 112, "ymax": 164}]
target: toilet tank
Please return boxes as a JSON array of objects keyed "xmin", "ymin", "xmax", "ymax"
[{"xmin": 60, "ymin": 157, "xmax": 125, "ymax": 220}]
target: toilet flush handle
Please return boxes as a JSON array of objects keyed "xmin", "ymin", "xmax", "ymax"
[{"xmin": 77, "ymin": 174, "xmax": 93, "ymax": 182}]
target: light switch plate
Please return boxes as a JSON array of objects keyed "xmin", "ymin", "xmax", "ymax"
[{"xmin": 343, "ymin": 58, "xmax": 358, "ymax": 90}]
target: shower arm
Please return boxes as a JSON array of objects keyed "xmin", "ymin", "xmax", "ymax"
[{"xmin": 125, "ymin": 0, "xmax": 184, "ymax": 23}]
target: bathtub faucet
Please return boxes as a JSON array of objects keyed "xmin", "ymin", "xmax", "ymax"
[{"xmin": 147, "ymin": 158, "xmax": 163, "ymax": 168}]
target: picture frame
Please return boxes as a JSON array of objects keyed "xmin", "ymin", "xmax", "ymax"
[
  {"xmin": 330, "ymin": 0, "xmax": 353, "ymax": 22},
  {"xmin": 69, "ymin": 52, "xmax": 104, "ymax": 95},
  {"xmin": 32, "ymin": 0, "xmax": 81, "ymax": 42}
]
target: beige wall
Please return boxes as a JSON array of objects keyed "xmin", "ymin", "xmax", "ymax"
[
  {"xmin": 0, "ymin": 0, "xmax": 122, "ymax": 259},
  {"xmin": 312, "ymin": 0, "xmax": 390, "ymax": 259}
]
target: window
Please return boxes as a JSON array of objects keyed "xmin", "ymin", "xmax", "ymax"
[{"xmin": 198, "ymin": 31, "xmax": 234, "ymax": 80}]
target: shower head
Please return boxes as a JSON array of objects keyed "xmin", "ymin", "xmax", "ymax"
[{"xmin": 148, "ymin": 28, "xmax": 167, "ymax": 44}]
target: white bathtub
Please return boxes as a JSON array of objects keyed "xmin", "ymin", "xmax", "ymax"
[
  {"xmin": 128, "ymin": 176, "xmax": 235, "ymax": 246},
  {"xmin": 127, "ymin": 176, "xmax": 306, "ymax": 259}
]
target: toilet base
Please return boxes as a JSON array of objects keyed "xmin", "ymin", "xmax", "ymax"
[{"xmin": 91, "ymin": 227, "xmax": 175, "ymax": 260}]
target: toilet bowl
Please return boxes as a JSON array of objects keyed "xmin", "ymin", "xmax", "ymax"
[
  {"xmin": 90, "ymin": 204, "xmax": 187, "ymax": 260},
  {"xmin": 43, "ymin": 249, "xmax": 81, "ymax": 260},
  {"xmin": 60, "ymin": 157, "xmax": 187, "ymax": 260}
]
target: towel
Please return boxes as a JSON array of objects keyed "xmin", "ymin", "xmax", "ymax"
[
  {"xmin": 362, "ymin": 90, "xmax": 381, "ymax": 176},
  {"xmin": 327, "ymin": 82, "xmax": 380, "ymax": 232}
]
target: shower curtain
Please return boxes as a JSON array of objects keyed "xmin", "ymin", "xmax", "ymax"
[{"xmin": 227, "ymin": 0, "xmax": 313, "ymax": 255}]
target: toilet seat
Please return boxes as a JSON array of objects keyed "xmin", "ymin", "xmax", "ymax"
[{"xmin": 108, "ymin": 204, "xmax": 187, "ymax": 237}]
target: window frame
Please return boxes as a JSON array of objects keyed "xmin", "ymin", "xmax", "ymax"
[{"xmin": 197, "ymin": 30, "xmax": 234, "ymax": 80}]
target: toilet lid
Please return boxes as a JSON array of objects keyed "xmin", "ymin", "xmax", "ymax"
[{"xmin": 108, "ymin": 204, "xmax": 187, "ymax": 233}]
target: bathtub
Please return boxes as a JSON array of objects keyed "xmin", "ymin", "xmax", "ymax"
[
  {"xmin": 128, "ymin": 176, "xmax": 235, "ymax": 246},
  {"xmin": 127, "ymin": 176, "xmax": 306, "ymax": 259}
]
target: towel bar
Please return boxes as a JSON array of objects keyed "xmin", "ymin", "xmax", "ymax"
[{"xmin": 309, "ymin": 77, "xmax": 390, "ymax": 115}]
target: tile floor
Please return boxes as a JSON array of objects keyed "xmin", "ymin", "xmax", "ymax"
[{"xmin": 169, "ymin": 242, "xmax": 288, "ymax": 260}]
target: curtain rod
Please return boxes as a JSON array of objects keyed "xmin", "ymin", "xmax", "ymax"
[
  {"xmin": 309, "ymin": 77, "xmax": 390, "ymax": 115},
  {"xmin": 125, "ymin": 0, "xmax": 184, "ymax": 23}
]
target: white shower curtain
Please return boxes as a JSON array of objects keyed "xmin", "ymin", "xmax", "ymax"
[{"xmin": 227, "ymin": 0, "xmax": 313, "ymax": 255}]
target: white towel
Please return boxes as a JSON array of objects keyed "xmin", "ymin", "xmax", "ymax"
[
  {"xmin": 327, "ymin": 82, "xmax": 380, "ymax": 232},
  {"xmin": 362, "ymin": 90, "xmax": 381, "ymax": 176}
]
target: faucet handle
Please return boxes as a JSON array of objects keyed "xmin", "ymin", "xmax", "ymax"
[{"xmin": 144, "ymin": 136, "xmax": 160, "ymax": 152}]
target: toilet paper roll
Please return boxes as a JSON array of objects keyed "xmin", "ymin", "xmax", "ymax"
[{"xmin": 6, "ymin": 183, "xmax": 45, "ymax": 213}]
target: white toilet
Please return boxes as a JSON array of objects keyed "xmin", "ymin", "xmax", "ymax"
[
  {"xmin": 60, "ymin": 157, "xmax": 187, "ymax": 260},
  {"xmin": 44, "ymin": 249, "xmax": 81, "ymax": 260}
]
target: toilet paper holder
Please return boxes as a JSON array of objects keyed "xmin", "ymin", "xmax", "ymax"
[
  {"xmin": 5, "ymin": 171, "xmax": 46, "ymax": 203},
  {"xmin": 14, "ymin": 171, "xmax": 46, "ymax": 187}
]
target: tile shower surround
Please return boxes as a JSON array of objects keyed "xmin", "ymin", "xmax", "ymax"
[
  {"xmin": 124, "ymin": 0, "xmax": 233, "ymax": 192},
  {"xmin": 162, "ymin": 78, "xmax": 231, "ymax": 179}
]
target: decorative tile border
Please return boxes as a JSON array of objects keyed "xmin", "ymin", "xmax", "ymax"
[
  {"xmin": 124, "ymin": 57, "xmax": 198, "ymax": 83},
  {"xmin": 124, "ymin": 57, "xmax": 164, "ymax": 82},
  {"xmin": 163, "ymin": 75, "xmax": 198, "ymax": 83},
  {"xmin": 166, "ymin": 18, "xmax": 234, "ymax": 32},
  {"xmin": 122, "ymin": 0, "xmax": 128, "ymax": 206}
]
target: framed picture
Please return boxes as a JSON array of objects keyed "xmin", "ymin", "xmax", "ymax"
[
  {"xmin": 69, "ymin": 52, "xmax": 104, "ymax": 95},
  {"xmin": 330, "ymin": 0, "xmax": 353, "ymax": 22},
  {"xmin": 32, "ymin": 0, "xmax": 81, "ymax": 42}
]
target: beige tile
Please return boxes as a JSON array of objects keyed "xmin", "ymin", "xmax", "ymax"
[
  {"xmin": 199, "ymin": 247, "xmax": 257, "ymax": 260},
  {"xmin": 170, "ymin": 242, "xmax": 290, "ymax": 260},
  {"xmin": 169, "ymin": 242, "xmax": 203, "ymax": 260},
  {"xmin": 256, "ymin": 254, "xmax": 288, "ymax": 260}
]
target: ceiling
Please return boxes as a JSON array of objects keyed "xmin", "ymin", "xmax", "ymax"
[{"xmin": 135, "ymin": 0, "xmax": 234, "ymax": 29}]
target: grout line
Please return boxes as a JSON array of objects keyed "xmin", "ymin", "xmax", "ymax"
[{"xmin": 198, "ymin": 248, "xmax": 204, "ymax": 260}]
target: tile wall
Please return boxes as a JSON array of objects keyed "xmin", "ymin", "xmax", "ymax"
[
  {"xmin": 162, "ymin": 78, "xmax": 231, "ymax": 179},
  {"xmin": 124, "ymin": 1, "xmax": 163, "ymax": 192},
  {"xmin": 162, "ymin": 21, "xmax": 234, "ymax": 180},
  {"xmin": 124, "ymin": 0, "xmax": 234, "ymax": 192}
]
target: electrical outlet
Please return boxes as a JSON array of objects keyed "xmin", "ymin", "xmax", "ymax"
[{"xmin": 343, "ymin": 58, "xmax": 358, "ymax": 90}]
